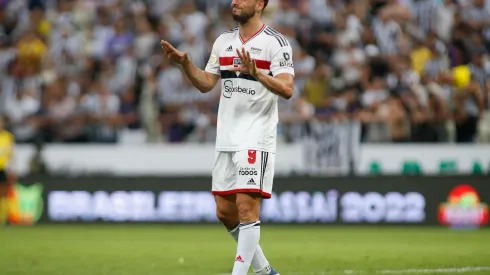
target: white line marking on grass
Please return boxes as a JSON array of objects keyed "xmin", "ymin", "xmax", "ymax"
[
  {"xmin": 216, "ymin": 266, "xmax": 490, "ymax": 275},
  {"xmin": 377, "ymin": 266, "xmax": 490, "ymax": 274}
]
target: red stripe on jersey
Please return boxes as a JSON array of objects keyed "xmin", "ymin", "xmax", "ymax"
[
  {"xmin": 219, "ymin": 56, "xmax": 271, "ymax": 70},
  {"xmin": 240, "ymin": 24, "xmax": 265, "ymax": 45},
  {"xmin": 254, "ymin": 59, "xmax": 271, "ymax": 70},
  {"xmin": 212, "ymin": 189, "xmax": 272, "ymax": 199}
]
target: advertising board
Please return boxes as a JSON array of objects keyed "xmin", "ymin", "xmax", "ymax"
[
  {"xmin": 11, "ymin": 176, "xmax": 490, "ymax": 227},
  {"xmin": 12, "ymin": 144, "xmax": 490, "ymax": 176},
  {"xmin": 357, "ymin": 145, "xmax": 490, "ymax": 175}
]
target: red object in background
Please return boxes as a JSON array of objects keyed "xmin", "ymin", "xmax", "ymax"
[
  {"xmin": 438, "ymin": 184, "xmax": 489, "ymax": 227},
  {"xmin": 7, "ymin": 184, "xmax": 21, "ymax": 225}
]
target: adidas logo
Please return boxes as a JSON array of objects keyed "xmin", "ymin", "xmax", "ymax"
[
  {"xmin": 226, "ymin": 45, "xmax": 233, "ymax": 51},
  {"xmin": 247, "ymin": 178, "xmax": 256, "ymax": 185},
  {"xmin": 235, "ymin": 255, "xmax": 244, "ymax": 263}
]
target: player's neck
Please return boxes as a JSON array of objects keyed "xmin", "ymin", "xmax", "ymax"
[{"xmin": 238, "ymin": 18, "xmax": 264, "ymax": 42}]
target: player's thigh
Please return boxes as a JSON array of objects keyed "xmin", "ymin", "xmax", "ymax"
[
  {"xmin": 214, "ymin": 193, "xmax": 238, "ymax": 217},
  {"xmin": 212, "ymin": 151, "xmax": 236, "ymax": 194},
  {"xmin": 233, "ymin": 150, "xmax": 275, "ymax": 198}
]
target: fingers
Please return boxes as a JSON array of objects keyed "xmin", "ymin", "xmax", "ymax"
[
  {"xmin": 246, "ymin": 51, "xmax": 252, "ymax": 64},
  {"xmin": 236, "ymin": 48, "xmax": 243, "ymax": 59},
  {"xmin": 161, "ymin": 40, "xmax": 180, "ymax": 56},
  {"xmin": 242, "ymin": 47, "xmax": 250, "ymax": 65},
  {"xmin": 237, "ymin": 47, "xmax": 254, "ymax": 67},
  {"xmin": 182, "ymin": 51, "xmax": 190, "ymax": 62},
  {"xmin": 242, "ymin": 47, "xmax": 247, "ymax": 61}
]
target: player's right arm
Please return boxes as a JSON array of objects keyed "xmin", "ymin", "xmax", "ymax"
[{"xmin": 161, "ymin": 40, "xmax": 220, "ymax": 93}]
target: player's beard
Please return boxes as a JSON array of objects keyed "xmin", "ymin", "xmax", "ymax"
[{"xmin": 232, "ymin": 6, "xmax": 256, "ymax": 25}]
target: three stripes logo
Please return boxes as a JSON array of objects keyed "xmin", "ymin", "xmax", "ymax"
[
  {"xmin": 225, "ymin": 45, "xmax": 233, "ymax": 52},
  {"xmin": 247, "ymin": 178, "xmax": 256, "ymax": 186},
  {"xmin": 235, "ymin": 255, "xmax": 244, "ymax": 263},
  {"xmin": 264, "ymin": 27, "xmax": 288, "ymax": 47}
]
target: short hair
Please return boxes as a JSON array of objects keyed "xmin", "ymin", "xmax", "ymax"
[{"xmin": 263, "ymin": 0, "xmax": 269, "ymax": 9}]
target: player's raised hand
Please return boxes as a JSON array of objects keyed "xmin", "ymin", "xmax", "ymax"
[
  {"xmin": 161, "ymin": 40, "xmax": 190, "ymax": 66},
  {"xmin": 230, "ymin": 47, "xmax": 259, "ymax": 77}
]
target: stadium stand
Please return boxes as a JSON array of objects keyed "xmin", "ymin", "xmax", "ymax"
[{"xmin": 0, "ymin": 0, "xmax": 489, "ymax": 144}]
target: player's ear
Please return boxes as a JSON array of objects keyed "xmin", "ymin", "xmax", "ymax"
[
  {"xmin": 259, "ymin": 0, "xmax": 267, "ymax": 13},
  {"xmin": 256, "ymin": 0, "xmax": 263, "ymax": 13}
]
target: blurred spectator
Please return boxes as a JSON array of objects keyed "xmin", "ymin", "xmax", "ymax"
[
  {"xmin": 3, "ymin": 85, "xmax": 40, "ymax": 143},
  {"xmin": 80, "ymin": 81, "xmax": 121, "ymax": 143},
  {"xmin": 16, "ymin": 28, "xmax": 47, "ymax": 74},
  {"xmin": 107, "ymin": 17, "xmax": 133, "ymax": 61}
]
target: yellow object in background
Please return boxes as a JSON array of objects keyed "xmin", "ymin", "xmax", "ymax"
[
  {"xmin": 17, "ymin": 39, "xmax": 47, "ymax": 63},
  {"xmin": 411, "ymin": 47, "xmax": 431, "ymax": 75},
  {"xmin": 0, "ymin": 130, "xmax": 13, "ymax": 170},
  {"xmin": 452, "ymin": 65, "xmax": 471, "ymax": 88},
  {"xmin": 0, "ymin": 197, "xmax": 7, "ymax": 225},
  {"xmin": 37, "ymin": 20, "xmax": 51, "ymax": 37},
  {"xmin": 303, "ymin": 78, "xmax": 329, "ymax": 107}
]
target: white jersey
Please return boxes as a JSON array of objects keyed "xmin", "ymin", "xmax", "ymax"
[{"xmin": 205, "ymin": 25, "xmax": 295, "ymax": 153}]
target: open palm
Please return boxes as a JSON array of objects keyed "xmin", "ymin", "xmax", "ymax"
[
  {"xmin": 161, "ymin": 40, "xmax": 189, "ymax": 65},
  {"xmin": 229, "ymin": 47, "xmax": 258, "ymax": 77}
]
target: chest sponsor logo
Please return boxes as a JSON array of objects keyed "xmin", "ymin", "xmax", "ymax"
[
  {"xmin": 223, "ymin": 80, "xmax": 256, "ymax": 98},
  {"xmin": 250, "ymin": 47, "xmax": 262, "ymax": 54}
]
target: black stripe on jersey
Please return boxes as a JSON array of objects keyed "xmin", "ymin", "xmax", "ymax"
[
  {"xmin": 260, "ymin": 152, "xmax": 264, "ymax": 190},
  {"xmin": 268, "ymin": 28, "xmax": 289, "ymax": 46},
  {"xmin": 264, "ymin": 27, "xmax": 288, "ymax": 46},
  {"xmin": 221, "ymin": 70, "xmax": 257, "ymax": 81},
  {"xmin": 220, "ymin": 70, "xmax": 272, "ymax": 82},
  {"xmin": 264, "ymin": 29, "xmax": 285, "ymax": 47},
  {"xmin": 260, "ymin": 152, "xmax": 269, "ymax": 191}
]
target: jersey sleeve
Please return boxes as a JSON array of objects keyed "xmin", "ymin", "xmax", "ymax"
[
  {"xmin": 269, "ymin": 39, "xmax": 295, "ymax": 77},
  {"xmin": 204, "ymin": 37, "xmax": 221, "ymax": 76}
]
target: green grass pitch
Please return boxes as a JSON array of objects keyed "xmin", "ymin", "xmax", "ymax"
[{"xmin": 1, "ymin": 225, "xmax": 489, "ymax": 275}]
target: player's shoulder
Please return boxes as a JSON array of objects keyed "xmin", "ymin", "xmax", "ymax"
[
  {"xmin": 216, "ymin": 27, "xmax": 238, "ymax": 40},
  {"xmin": 212, "ymin": 27, "xmax": 238, "ymax": 49},
  {"xmin": 222, "ymin": 27, "xmax": 238, "ymax": 35},
  {"xmin": 262, "ymin": 26, "xmax": 291, "ymax": 49}
]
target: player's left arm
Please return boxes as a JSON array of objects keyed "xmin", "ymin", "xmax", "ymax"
[
  {"xmin": 261, "ymin": 40, "xmax": 295, "ymax": 99},
  {"xmin": 255, "ymin": 71, "xmax": 294, "ymax": 100}
]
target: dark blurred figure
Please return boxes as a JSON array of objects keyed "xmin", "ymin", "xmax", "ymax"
[
  {"xmin": 81, "ymin": 81, "xmax": 122, "ymax": 143},
  {"xmin": 453, "ymin": 79, "xmax": 484, "ymax": 143}
]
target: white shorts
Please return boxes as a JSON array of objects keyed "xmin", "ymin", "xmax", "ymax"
[{"xmin": 212, "ymin": 149, "xmax": 275, "ymax": 199}]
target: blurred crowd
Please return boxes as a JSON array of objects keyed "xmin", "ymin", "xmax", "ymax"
[{"xmin": 1, "ymin": 0, "xmax": 490, "ymax": 144}]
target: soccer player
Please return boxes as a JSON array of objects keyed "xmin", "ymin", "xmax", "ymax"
[
  {"xmin": 0, "ymin": 116, "xmax": 15, "ymax": 225},
  {"xmin": 161, "ymin": 0, "xmax": 294, "ymax": 274}
]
